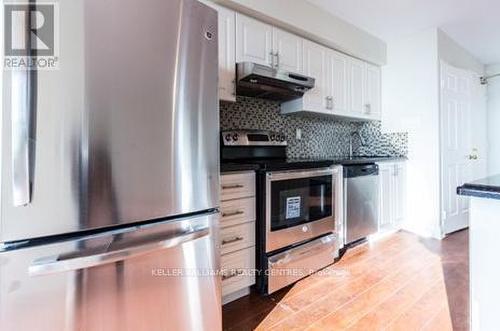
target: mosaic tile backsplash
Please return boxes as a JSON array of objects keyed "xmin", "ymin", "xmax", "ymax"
[{"xmin": 220, "ymin": 96, "xmax": 408, "ymax": 159}]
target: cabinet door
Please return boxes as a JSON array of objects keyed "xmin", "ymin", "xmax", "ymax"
[
  {"xmin": 365, "ymin": 63, "xmax": 381, "ymax": 118},
  {"xmin": 348, "ymin": 58, "xmax": 366, "ymax": 115},
  {"xmin": 272, "ymin": 28, "xmax": 303, "ymax": 73},
  {"xmin": 302, "ymin": 40, "xmax": 327, "ymax": 111},
  {"xmin": 235, "ymin": 14, "xmax": 273, "ymax": 67},
  {"xmin": 217, "ymin": 6, "xmax": 236, "ymax": 102},
  {"xmin": 379, "ymin": 164, "xmax": 393, "ymax": 230},
  {"xmin": 326, "ymin": 50, "xmax": 348, "ymax": 113},
  {"xmin": 392, "ymin": 163, "xmax": 406, "ymax": 226}
]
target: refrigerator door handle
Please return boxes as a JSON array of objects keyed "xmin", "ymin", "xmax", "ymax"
[
  {"xmin": 11, "ymin": 66, "xmax": 34, "ymax": 207},
  {"xmin": 28, "ymin": 226, "xmax": 210, "ymax": 276}
]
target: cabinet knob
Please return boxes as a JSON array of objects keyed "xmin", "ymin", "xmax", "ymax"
[
  {"xmin": 325, "ymin": 96, "xmax": 334, "ymax": 109},
  {"xmin": 269, "ymin": 52, "xmax": 275, "ymax": 68},
  {"xmin": 364, "ymin": 104, "xmax": 371, "ymax": 114}
]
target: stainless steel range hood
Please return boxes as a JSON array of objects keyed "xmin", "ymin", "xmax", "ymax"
[{"xmin": 236, "ymin": 62, "xmax": 315, "ymax": 102}]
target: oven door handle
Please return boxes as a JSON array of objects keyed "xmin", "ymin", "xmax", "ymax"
[
  {"xmin": 269, "ymin": 234, "xmax": 337, "ymax": 267},
  {"xmin": 267, "ymin": 167, "xmax": 338, "ymax": 181}
]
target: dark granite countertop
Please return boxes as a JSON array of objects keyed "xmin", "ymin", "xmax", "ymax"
[
  {"xmin": 220, "ymin": 163, "xmax": 261, "ymax": 173},
  {"xmin": 220, "ymin": 156, "xmax": 407, "ymax": 173},
  {"xmin": 332, "ymin": 156, "xmax": 407, "ymax": 166},
  {"xmin": 457, "ymin": 175, "xmax": 500, "ymax": 200}
]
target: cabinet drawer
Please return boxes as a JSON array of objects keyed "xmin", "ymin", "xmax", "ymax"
[
  {"xmin": 220, "ymin": 197, "xmax": 256, "ymax": 228},
  {"xmin": 221, "ymin": 172, "xmax": 255, "ymax": 201},
  {"xmin": 220, "ymin": 222, "xmax": 255, "ymax": 255},
  {"xmin": 221, "ymin": 247, "xmax": 255, "ymax": 297}
]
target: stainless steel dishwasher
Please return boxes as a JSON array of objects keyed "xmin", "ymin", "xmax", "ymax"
[{"xmin": 344, "ymin": 164, "xmax": 380, "ymax": 245}]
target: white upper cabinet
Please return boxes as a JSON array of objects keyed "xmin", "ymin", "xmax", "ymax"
[
  {"xmin": 217, "ymin": 6, "xmax": 236, "ymax": 102},
  {"xmin": 272, "ymin": 28, "xmax": 303, "ymax": 73},
  {"xmin": 348, "ymin": 58, "xmax": 366, "ymax": 115},
  {"xmin": 326, "ymin": 50, "xmax": 348, "ymax": 113},
  {"xmin": 365, "ymin": 63, "xmax": 381, "ymax": 118},
  {"xmin": 231, "ymin": 10, "xmax": 382, "ymax": 121},
  {"xmin": 236, "ymin": 14, "xmax": 273, "ymax": 67},
  {"xmin": 301, "ymin": 40, "xmax": 328, "ymax": 111}
]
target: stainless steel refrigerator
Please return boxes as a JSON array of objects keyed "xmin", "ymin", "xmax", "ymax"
[{"xmin": 0, "ymin": 0, "xmax": 221, "ymax": 330}]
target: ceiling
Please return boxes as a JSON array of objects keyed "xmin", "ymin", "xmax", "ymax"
[{"xmin": 306, "ymin": 0, "xmax": 500, "ymax": 65}]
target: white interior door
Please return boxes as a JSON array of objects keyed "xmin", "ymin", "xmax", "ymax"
[
  {"xmin": 440, "ymin": 61, "xmax": 485, "ymax": 234},
  {"xmin": 471, "ymin": 74, "xmax": 489, "ymax": 179}
]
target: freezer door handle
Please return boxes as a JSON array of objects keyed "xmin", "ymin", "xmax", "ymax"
[{"xmin": 28, "ymin": 226, "xmax": 210, "ymax": 276}]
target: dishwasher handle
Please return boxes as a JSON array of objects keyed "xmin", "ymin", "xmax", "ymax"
[{"xmin": 344, "ymin": 164, "xmax": 379, "ymax": 178}]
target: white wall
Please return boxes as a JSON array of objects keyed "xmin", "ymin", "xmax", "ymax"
[
  {"xmin": 382, "ymin": 27, "xmax": 487, "ymax": 238},
  {"xmin": 487, "ymin": 63, "xmax": 500, "ymax": 175},
  {"xmin": 381, "ymin": 28, "xmax": 442, "ymax": 238},
  {"xmin": 438, "ymin": 29, "xmax": 484, "ymax": 75},
  {"xmin": 213, "ymin": 0, "xmax": 387, "ymax": 65}
]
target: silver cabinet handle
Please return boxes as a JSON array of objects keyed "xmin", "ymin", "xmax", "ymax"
[
  {"xmin": 325, "ymin": 96, "xmax": 334, "ymax": 109},
  {"xmin": 275, "ymin": 52, "xmax": 280, "ymax": 68},
  {"xmin": 364, "ymin": 104, "xmax": 371, "ymax": 114},
  {"xmin": 222, "ymin": 210, "xmax": 244, "ymax": 218},
  {"xmin": 221, "ymin": 236, "xmax": 243, "ymax": 245},
  {"xmin": 29, "ymin": 226, "xmax": 210, "ymax": 276},
  {"xmin": 269, "ymin": 51, "xmax": 275, "ymax": 68},
  {"xmin": 222, "ymin": 184, "xmax": 244, "ymax": 190},
  {"xmin": 222, "ymin": 269, "xmax": 244, "ymax": 280},
  {"xmin": 11, "ymin": 67, "xmax": 35, "ymax": 206}
]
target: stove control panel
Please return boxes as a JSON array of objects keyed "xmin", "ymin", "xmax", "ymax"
[{"xmin": 222, "ymin": 130, "xmax": 287, "ymax": 146}]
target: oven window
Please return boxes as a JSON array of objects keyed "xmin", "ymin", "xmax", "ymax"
[{"xmin": 270, "ymin": 175, "xmax": 333, "ymax": 231}]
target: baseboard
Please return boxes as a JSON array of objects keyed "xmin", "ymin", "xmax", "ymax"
[{"xmin": 222, "ymin": 287, "xmax": 251, "ymax": 305}]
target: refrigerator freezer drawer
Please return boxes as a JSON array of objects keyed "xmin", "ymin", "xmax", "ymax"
[{"xmin": 0, "ymin": 212, "xmax": 221, "ymax": 331}]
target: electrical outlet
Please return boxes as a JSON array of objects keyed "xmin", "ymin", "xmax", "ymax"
[{"xmin": 296, "ymin": 128, "xmax": 302, "ymax": 140}]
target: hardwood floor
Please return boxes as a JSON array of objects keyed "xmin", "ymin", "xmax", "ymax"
[{"xmin": 223, "ymin": 230, "xmax": 469, "ymax": 331}]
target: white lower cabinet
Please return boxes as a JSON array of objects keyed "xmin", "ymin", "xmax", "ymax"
[
  {"xmin": 220, "ymin": 171, "xmax": 256, "ymax": 304},
  {"xmin": 221, "ymin": 248, "xmax": 255, "ymax": 297},
  {"xmin": 378, "ymin": 162, "xmax": 406, "ymax": 231}
]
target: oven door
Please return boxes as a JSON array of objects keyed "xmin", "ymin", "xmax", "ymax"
[{"xmin": 265, "ymin": 167, "xmax": 340, "ymax": 252}]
